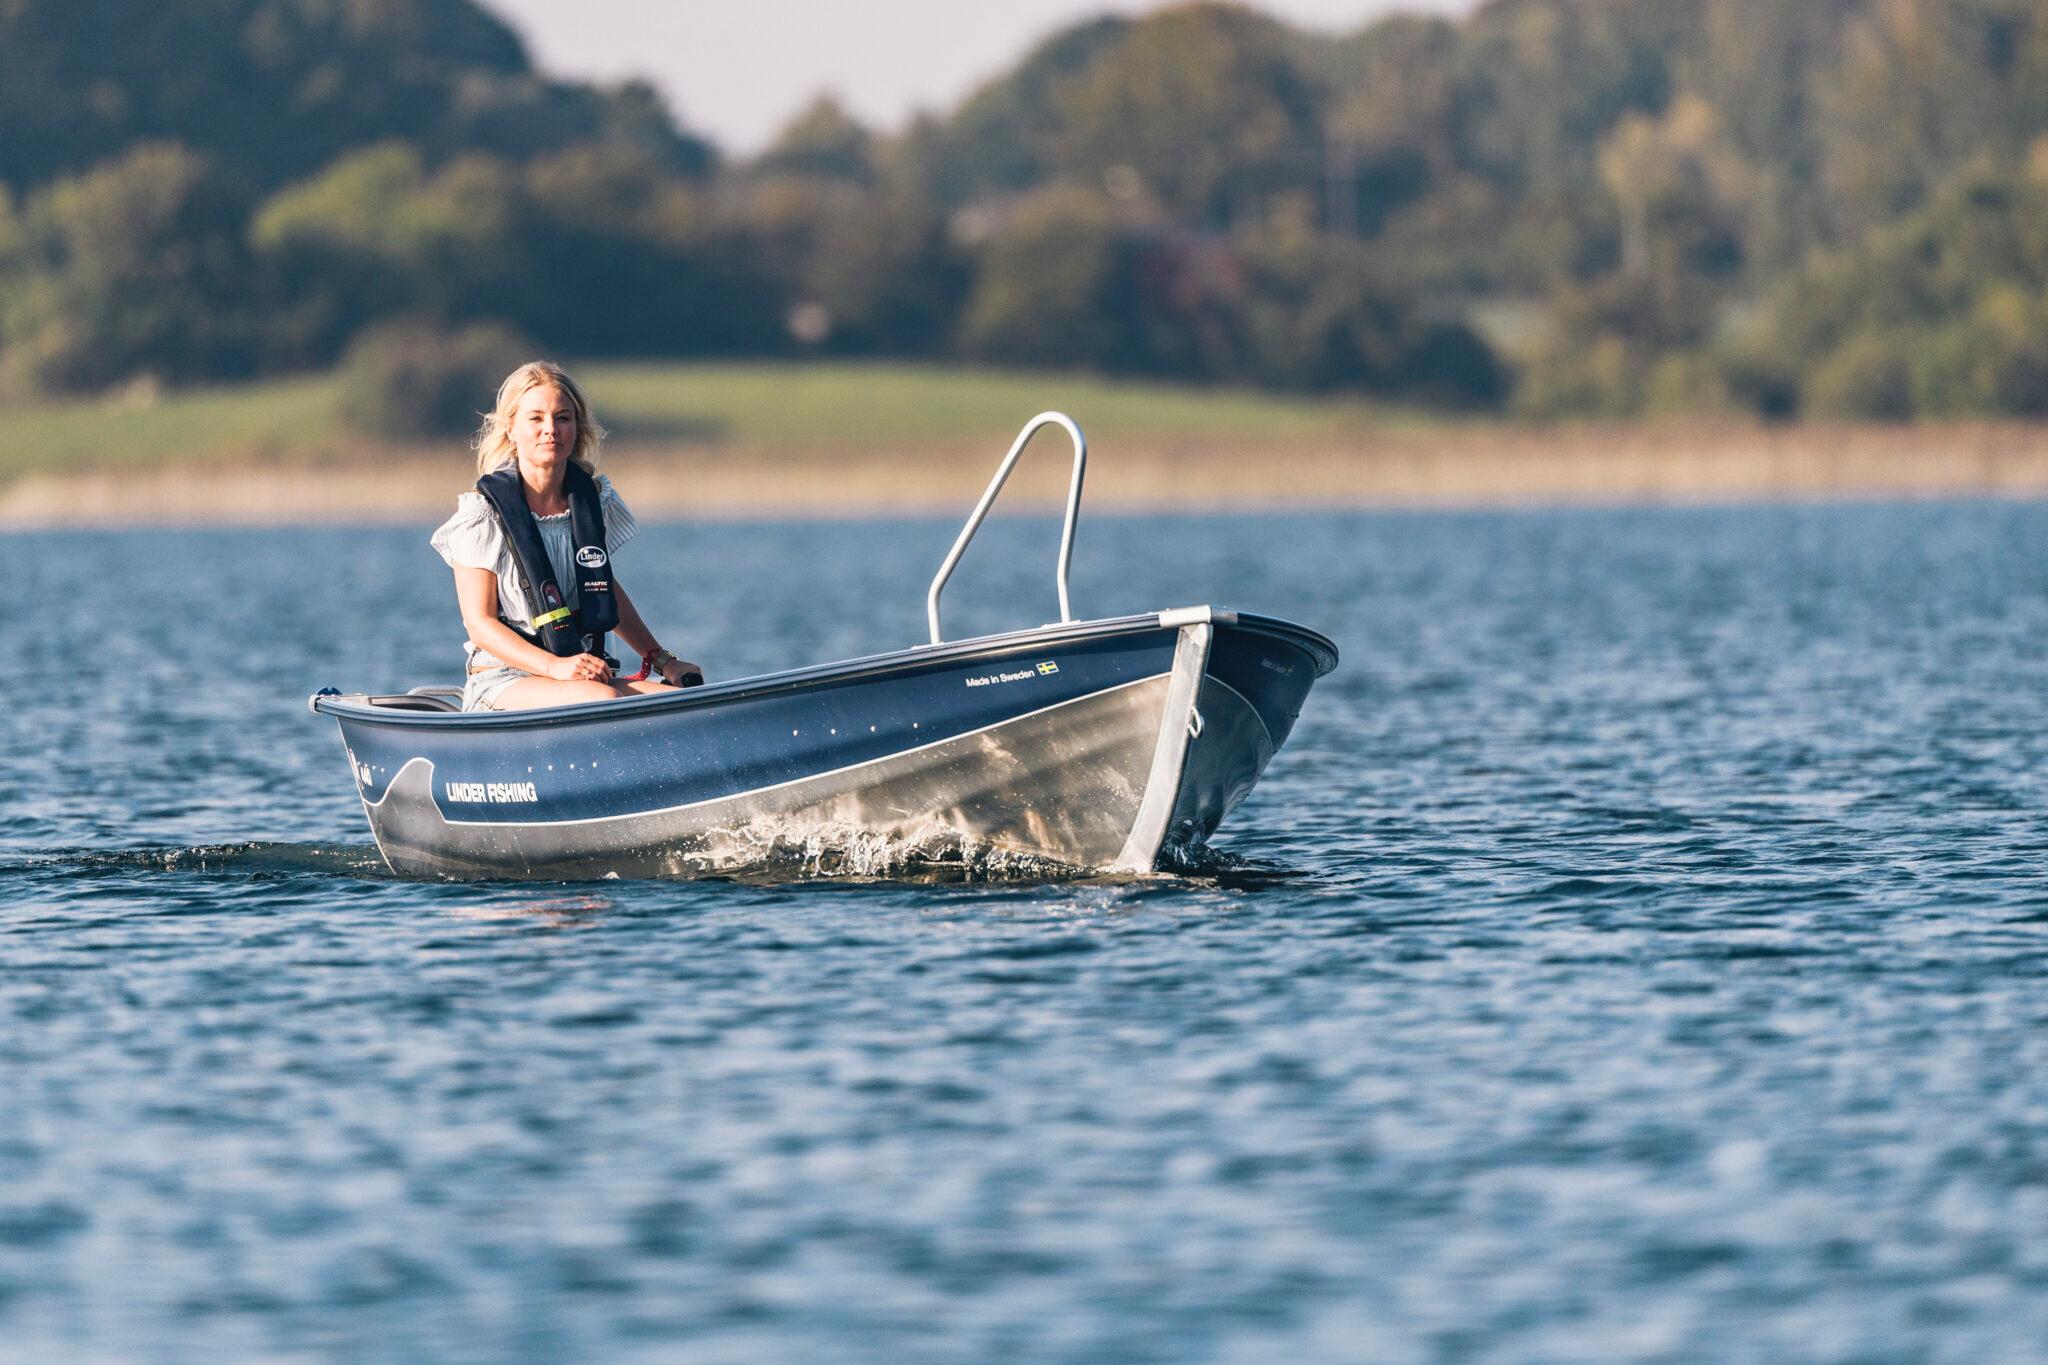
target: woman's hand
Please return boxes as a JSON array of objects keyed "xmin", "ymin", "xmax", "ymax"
[
  {"xmin": 657, "ymin": 656, "xmax": 705, "ymax": 687},
  {"xmin": 547, "ymin": 653, "xmax": 614, "ymax": 683}
]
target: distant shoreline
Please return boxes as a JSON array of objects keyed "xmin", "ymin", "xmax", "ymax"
[{"xmin": 7, "ymin": 422, "xmax": 2048, "ymax": 528}]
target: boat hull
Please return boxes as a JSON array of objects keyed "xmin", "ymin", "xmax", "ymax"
[{"xmin": 313, "ymin": 610, "xmax": 1334, "ymax": 879}]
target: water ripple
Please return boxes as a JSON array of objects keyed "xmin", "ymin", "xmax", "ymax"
[{"xmin": 7, "ymin": 506, "xmax": 2048, "ymax": 1359}]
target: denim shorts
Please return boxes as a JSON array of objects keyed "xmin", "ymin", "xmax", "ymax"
[{"xmin": 461, "ymin": 647, "xmax": 532, "ymax": 712}]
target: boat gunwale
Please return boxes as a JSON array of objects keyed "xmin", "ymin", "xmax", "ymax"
[
  {"xmin": 311, "ymin": 609, "xmax": 1337, "ymax": 732},
  {"xmin": 1223, "ymin": 611, "xmax": 1339, "ymax": 677},
  {"xmin": 314, "ymin": 612, "xmax": 1171, "ymax": 731}
]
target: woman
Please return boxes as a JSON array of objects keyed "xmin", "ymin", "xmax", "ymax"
[{"xmin": 430, "ymin": 360, "xmax": 702, "ymax": 711}]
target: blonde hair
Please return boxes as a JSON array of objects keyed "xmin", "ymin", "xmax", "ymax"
[{"xmin": 473, "ymin": 360, "xmax": 607, "ymax": 476}]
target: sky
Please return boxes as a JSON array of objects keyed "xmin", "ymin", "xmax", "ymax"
[{"xmin": 486, "ymin": 0, "xmax": 1480, "ymax": 153}]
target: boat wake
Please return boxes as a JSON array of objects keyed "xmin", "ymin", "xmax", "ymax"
[
  {"xmin": 653, "ymin": 817, "xmax": 1096, "ymax": 885},
  {"xmin": 3, "ymin": 829, "xmax": 1105, "ymax": 888},
  {"xmin": 654, "ymin": 826, "xmax": 1308, "ymax": 888},
  {"xmin": 4, "ymin": 826, "xmax": 1300, "ymax": 890},
  {"xmin": 1, "ymin": 842, "xmax": 405, "ymax": 881},
  {"xmin": 1153, "ymin": 840, "xmax": 1321, "ymax": 890}
]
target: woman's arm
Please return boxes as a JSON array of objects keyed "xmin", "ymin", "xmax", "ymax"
[
  {"xmin": 453, "ymin": 565, "xmax": 611, "ymax": 682},
  {"xmin": 613, "ymin": 580, "xmax": 703, "ymax": 685}
]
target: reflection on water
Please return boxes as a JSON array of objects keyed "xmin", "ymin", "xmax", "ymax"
[{"xmin": 442, "ymin": 894, "xmax": 616, "ymax": 928}]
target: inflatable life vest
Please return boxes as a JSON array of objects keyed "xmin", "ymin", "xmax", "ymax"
[{"xmin": 475, "ymin": 462, "xmax": 619, "ymax": 659}]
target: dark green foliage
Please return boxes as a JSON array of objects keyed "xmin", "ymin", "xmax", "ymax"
[
  {"xmin": 912, "ymin": 17, "xmax": 1135, "ymax": 205},
  {"xmin": 1804, "ymin": 333, "xmax": 1918, "ymax": 420},
  {"xmin": 1515, "ymin": 262, "xmax": 1736, "ymax": 418},
  {"xmin": 248, "ymin": 143, "xmax": 506, "ymax": 366},
  {"xmin": 1034, "ymin": 4, "xmax": 1324, "ymax": 228},
  {"xmin": 913, "ymin": 5, "xmax": 1324, "ymax": 229},
  {"xmin": 801, "ymin": 198, "xmax": 971, "ymax": 356},
  {"xmin": 1736, "ymin": 164, "xmax": 2048, "ymax": 418},
  {"xmin": 956, "ymin": 188, "xmax": 1155, "ymax": 373},
  {"xmin": 0, "ymin": 142, "xmax": 263, "ymax": 395},
  {"xmin": 953, "ymin": 188, "xmax": 1502, "ymax": 399},
  {"xmin": 491, "ymin": 146, "xmax": 785, "ymax": 357},
  {"xmin": 1397, "ymin": 321, "xmax": 1512, "ymax": 410},
  {"xmin": 248, "ymin": 142, "xmax": 786, "ymax": 366},
  {"xmin": 0, "ymin": 0, "xmax": 713, "ymax": 197},
  {"xmin": 757, "ymin": 98, "xmax": 879, "ymax": 186},
  {"xmin": 1231, "ymin": 235, "xmax": 1504, "ymax": 401},
  {"xmin": 336, "ymin": 319, "xmax": 533, "ymax": 440},
  {"xmin": 8, "ymin": 0, "xmax": 2048, "ymax": 415}
]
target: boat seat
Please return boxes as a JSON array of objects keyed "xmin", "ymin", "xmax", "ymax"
[{"xmin": 365, "ymin": 690, "xmax": 462, "ymax": 713}]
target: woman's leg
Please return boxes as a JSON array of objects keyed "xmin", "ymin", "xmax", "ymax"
[
  {"xmin": 617, "ymin": 679, "xmax": 678, "ymax": 697},
  {"xmin": 491, "ymin": 677, "xmax": 627, "ymax": 710}
]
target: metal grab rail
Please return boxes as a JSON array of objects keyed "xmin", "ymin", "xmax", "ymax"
[{"xmin": 927, "ymin": 412, "xmax": 1087, "ymax": 645}]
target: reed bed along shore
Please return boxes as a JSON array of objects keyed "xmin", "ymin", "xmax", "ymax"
[
  {"xmin": 7, "ymin": 420, "xmax": 2048, "ymax": 528},
  {"xmin": 5, "ymin": 361, "xmax": 2048, "ymax": 526}
]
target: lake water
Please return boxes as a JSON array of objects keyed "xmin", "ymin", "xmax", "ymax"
[{"xmin": 6, "ymin": 502, "xmax": 2048, "ymax": 1361}]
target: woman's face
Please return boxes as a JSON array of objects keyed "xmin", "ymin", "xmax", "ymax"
[{"xmin": 510, "ymin": 383, "xmax": 577, "ymax": 477}]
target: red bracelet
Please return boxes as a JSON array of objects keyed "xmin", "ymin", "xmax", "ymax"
[{"xmin": 619, "ymin": 648, "xmax": 674, "ymax": 684}]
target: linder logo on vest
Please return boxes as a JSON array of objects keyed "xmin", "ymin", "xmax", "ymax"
[{"xmin": 575, "ymin": 547, "xmax": 609, "ymax": 569}]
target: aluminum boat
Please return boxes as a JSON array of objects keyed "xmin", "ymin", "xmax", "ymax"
[{"xmin": 311, "ymin": 414, "xmax": 1338, "ymax": 878}]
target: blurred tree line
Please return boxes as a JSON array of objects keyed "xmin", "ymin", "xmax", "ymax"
[{"xmin": 3, "ymin": 0, "xmax": 2048, "ymax": 422}]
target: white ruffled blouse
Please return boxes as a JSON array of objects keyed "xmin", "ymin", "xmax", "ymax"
[{"xmin": 430, "ymin": 473, "xmax": 639, "ymax": 637}]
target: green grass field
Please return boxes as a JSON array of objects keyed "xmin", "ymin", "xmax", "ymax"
[
  {"xmin": 6, "ymin": 361, "xmax": 1404, "ymax": 481},
  {"xmin": 9, "ymin": 375, "xmax": 344, "ymax": 477},
  {"xmin": 588, "ymin": 362, "xmax": 1390, "ymax": 446}
]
